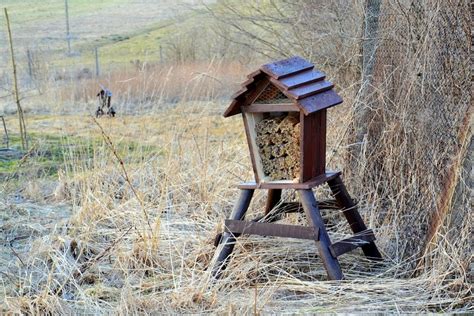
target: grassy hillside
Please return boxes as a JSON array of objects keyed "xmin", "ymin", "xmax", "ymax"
[{"xmin": 0, "ymin": 0, "xmax": 205, "ymax": 72}]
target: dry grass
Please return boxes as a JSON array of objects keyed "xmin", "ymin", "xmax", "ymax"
[
  {"xmin": 0, "ymin": 95, "xmax": 471, "ymax": 313},
  {"xmin": 0, "ymin": 0, "xmax": 471, "ymax": 312},
  {"xmin": 2, "ymin": 61, "xmax": 252, "ymax": 117}
]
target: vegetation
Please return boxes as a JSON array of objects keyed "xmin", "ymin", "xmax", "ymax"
[{"xmin": 0, "ymin": 0, "xmax": 471, "ymax": 314}]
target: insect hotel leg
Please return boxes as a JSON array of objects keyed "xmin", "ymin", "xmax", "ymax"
[
  {"xmin": 211, "ymin": 189, "xmax": 254, "ymax": 279},
  {"xmin": 327, "ymin": 175, "xmax": 382, "ymax": 260},
  {"xmin": 298, "ymin": 189, "xmax": 343, "ymax": 280},
  {"xmin": 264, "ymin": 189, "xmax": 282, "ymax": 215}
]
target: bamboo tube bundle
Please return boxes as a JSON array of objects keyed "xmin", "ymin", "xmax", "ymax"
[
  {"xmin": 258, "ymin": 145, "xmax": 272, "ymax": 158},
  {"xmin": 277, "ymin": 116, "xmax": 299, "ymax": 133},
  {"xmin": 256, "ymin": 136, "xmax": 272, "ymax": 148},
  {"xmin": 255, "ymin": 114, "xmax": 300, "ymax": 180},
  {"xmin": 292, "ymin": 122, "xmax": 300, "ymax": 140},
  {"xmin": 271, "ymin": 144, "xmax": 286, "ymax": 157}
]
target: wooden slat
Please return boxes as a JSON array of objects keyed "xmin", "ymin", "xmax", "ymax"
[
  {"xmin": 223, "ymin": 99, "xmax": 240, "ymax": 117},
  {"xmin": 261, "ymin": 56, "xmax": 314, "ymax": 79},
  {"xmin": 287, "ymin": 81, "xmax": 334, "ymax": 100},
  {"xmin": 240, "ymin": 77, "xmax": 256, "ymax": 87},
  {"xmin": 243, "ymin": 112, "xmax": 264, "ymax": 183},
  {"xmin": 224, "ymin": 78, "xmax": 269, "ymax": 118},
  {"xmin": 231, "ymin": 86, "xmax": 248, "ymax": 99},
  {"xmin": 238, "ymin": 171, "xmax": 341, "ymax": 189},
  {"xmin": 297, "ymin": 90, "xmax": 343, "ymax": 115},
  {"xmin": 243, "ymin": 79, "xmax": 271, "ymax": 106},
  {"xmin": 276, "ymin": 69, "xmax": 326, "ymax": 90},
  {"xmin": 224, "ymin": 72, "xmax": 264, "ymax": 117},
  {"xmin": 247, "ymin": 69, "xmax": 262, "ymax": 79},
  {"xmin": 300, "ymin": 110, "xmax": 326, "ymax": 181},
  {"xmin": 329, "ymin": 229, "xmax": 376, "ymax": 257},
  {"xmin": 242, "ymin": 104, "xmax": 299, "ymax": 113},
  {"xmin": 225, "ymin": 220, "xmax": 319, "ymax": 240},
  {"xmin": 241, "ymin": 70, "xmax": 265, "ymax": 88}
]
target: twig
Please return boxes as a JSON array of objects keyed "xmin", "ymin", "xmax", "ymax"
[
  {"xmin": 91, "ymin": 116, "xmax": 153, "ymax": 231},
  {"xmin": 9, "ymin": 241, "xmax": 25, "ymax": 267},
  {"xmin": 77, "ymin": 226, "xmax": 133, "ymax": 276},
  {"xmin": 2, "ymin": 143, "xmax": 37, "ymax": 184}
]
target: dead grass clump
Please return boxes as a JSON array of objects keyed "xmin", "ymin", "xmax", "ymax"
[{"xmin": 6, "ymin": 293, "xmax": 71, "ymax": 315}]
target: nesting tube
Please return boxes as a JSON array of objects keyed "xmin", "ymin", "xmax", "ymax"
[{"xmin": 255, "ymin": 114, "xmax": 300, "ymax": 181}]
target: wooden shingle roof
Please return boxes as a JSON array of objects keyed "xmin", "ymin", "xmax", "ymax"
[{"xmin": 224, "ymin": 56, "xmax": 343, "ymax": 117}]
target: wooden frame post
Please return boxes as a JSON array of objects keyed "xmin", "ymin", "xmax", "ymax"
[
  {"xmin": 298, "ymin": 189, "xmax": 343, "ymax": 280},
  {"xmin": 264, "ymin": 189, "xmax": 282, "ymax": 214},
  {"xmin": 211, "ymin": 189, "xmax": 254, "ymax": 278}
]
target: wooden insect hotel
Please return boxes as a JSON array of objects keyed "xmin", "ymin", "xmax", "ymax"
[{"xmin": 211, "ymin": 56, "xmax": 382, "ymax": 280}]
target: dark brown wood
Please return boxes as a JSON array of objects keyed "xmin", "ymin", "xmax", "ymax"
[
  {"xmin": 238, "ymin": 171, "xmax": 341, "ymax": 190},
  {"xmin": 327, "ymin": 175, "xmax": 382, "ymax": 260},
  {"xmin": 240, "ymin": 75, "xmax": 258, "ymax": 87},
  {"xmin": 300, "ymin": 110, "xmax": 326, "ymax": 182},
  {"xmin": 223, "ymin": 76, "xmax": 267, "ymax": 117},
  {"xmin": 211, "ymin": 189, "xmax": 254, "ymax": 279},
  {"xmin": 223, "ymin": 99, "xmax": 240, "ymax": 117},
  {"xmin": 231, "ymin": 86, "xmax": 248, "ymax": 99},
  {"xmin": 224, "ymin": 56, "xmax": 343, "ymax": 118},
  {"xmin": 242, "ymin": 104, "xmax": 298, "ymax": 113},
  {"xmin": 272, "ymin": 69, "xmax": 325, "ymax": 90},
  {"xmin": 264, "ymin": 189, "xmax": 282, "ymax": 214},
  {"xmin": 244, "ymin": 79, "xmax": 270, "ymax": 106},
  {"xmin": 224, "ymin": 220, "xmax": 319, "ymax": 240},
  {"xmin": 212, "ymin": 173, "xmax": 381, "ymax": 281},
  {"xmin": 260, "ymin": 56, "xmax": 314, "ymax": 79},
  {"xmin": 297, "ymin": 90, "xmax": 343, "ymax": 115},
  {"xmin": 287, "ymin": 81, "xmax": 334, "ymax": 100},
  {"xmin": 247, "ymin": 69, "xmax": 262, "ymax": 79},
  {"xmin": 298, "ymin": 189, "xmax": 343, "ymax": 280},
  {"xmin": 329, "ymin": 229, "xmax": 376, "ymax": 257}
]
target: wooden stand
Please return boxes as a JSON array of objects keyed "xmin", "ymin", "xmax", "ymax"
[{"xmin": 211, "ymin": 172, "xmax": 382, "ymax": 280}]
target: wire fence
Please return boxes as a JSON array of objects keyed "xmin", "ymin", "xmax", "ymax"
[{"xmin": 349, "ymin": 0, "xmax": 471, "ymax": 269}]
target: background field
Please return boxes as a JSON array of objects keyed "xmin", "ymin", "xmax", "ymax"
[{"xmin": 0, "ymin": 0, "xmax": 471, "ymax": 314}]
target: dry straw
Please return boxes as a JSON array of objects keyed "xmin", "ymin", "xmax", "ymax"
[{"xmin": 0, "ymin": 1, "xmax": 471, "ymax": 313}]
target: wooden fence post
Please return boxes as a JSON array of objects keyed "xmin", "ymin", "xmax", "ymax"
[{"xmin": 4, "ymin": 8, "xmax": 28, "ymax": 150}]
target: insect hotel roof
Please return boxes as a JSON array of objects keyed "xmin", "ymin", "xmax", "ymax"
[{"xmin": 224, "ymin": 56, "xmax": 343, "ymax": 117}]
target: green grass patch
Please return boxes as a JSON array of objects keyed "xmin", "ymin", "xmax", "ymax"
[
  {"xmin": 3, "ymin": 0, "xmax": 126, "ymax": 25},
  {"xmin": 0, "ymin": 131, "xmax": 162, "ymax": 181}
]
